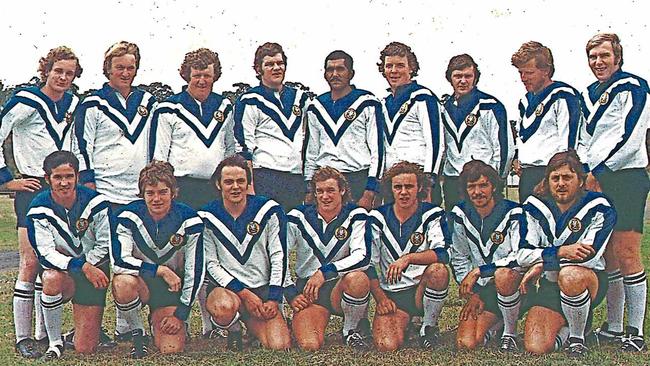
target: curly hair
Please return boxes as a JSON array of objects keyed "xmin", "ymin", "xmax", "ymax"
[
  {"xmin": 253, "ymin": 42, "xmax": 287, "ymax": 80},
  {"xmin": 179, "ymin": 48, "xmax": 222, "ymax": 82},
  {"xmin": 38, "ymin": 46, "xmax": 83, "ymax": 81},
  {"xmin": 445, "ymin": 53, "xmax": 481, "ymax": 85},
  {"xmin": 586, "ymin": 33, "xmax": 624, "ymax": 67},
  {"xmin": 533, "ymin": 150, "xmax": 586, "ymax": 198},
  {"xmin": 210, "ymin": 154, "xmax": 252, "ymax": 192},
  {"xmin": 381, "ymin": 161, "xmax": 427, "ymax": 200},
  {"xmin": 138, "ymin": 160, "xmax": 177, "ymax": 198},
  {"xmin": 511, "ymin": 41, "xmax": 555, "ymax": 78},
  {"xmin": 311, "ymin": 166, "xmax": 352, "ymax": 204},
  {"xmin": 377, "ymin": 42, "xmax": 419, "ymax": 78},
  {"xmin": 458, "ymin": 160, "xmax": 504, "ymax": 202},
  {"xmin": 103, "ymin": 41, "xmax": 140, "ymax": 79}
]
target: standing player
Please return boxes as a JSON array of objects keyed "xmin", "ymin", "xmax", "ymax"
[
  {"xmin": 27, "ymin": 151, "xmax": 112, "ymax": 360},
  {"xmin": 200, "ymin": 155, "xmax": 291, "ymax": 350},
  {"xmin": 516, "ymin": 151, "xmax": 615, "ymax": 356},
  {"xmin": 377, "ymin": 42, "xmax": 445, "ymax": 204},
  {"xmin": 440, "ymin": 54, "xmax": 514, "ymax": 210},
  {"xmin": 234, "ymin": 42, "xmax": 309, "ymax": 210},
  {"xmin": 511, "ymin": 41, "xmax": 584, "ymax": 201},
  {"xmin": 0, "ymin": 46, "xmax": 82, "ymax": 358},
  {"xmin": 578, "ymin": 33, "xmax": 650, "ymax": 352},
  {"xmin": 449, "ymin": 160, "xmax": 525, "ymax": 352},
  {"xmin": 111, "ymin": 161, "xmax": 204, "ymax": 357},
  {"xmin": 368, "ymin": 161, "xmax": 450, "ymax": 351},
  {"xmin": 304, "ymin": 50, "xmax": 384, "ymax": 209},
  {"xmin": 285, "ymin": 167, "xmax": 372, "ymax": 350}
]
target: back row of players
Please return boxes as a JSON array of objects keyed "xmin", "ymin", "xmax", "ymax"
[{"xmin": 1, "ymin": 32, "xmax": 647, "ymax": 358}]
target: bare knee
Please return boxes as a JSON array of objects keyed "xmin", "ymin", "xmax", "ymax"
[
  {"xmin": 341, "ymin": 271, "xmax": 370, "ymax": 297},
  {"xmin": 456, "ymin": 334, "xmax": 480, "ymax": 350},
  {"xmin": 296, "ymin": 336, "xmax": 323, "ymax": 351},
  {"xmin": 208, "ymin": 290, "xmax": 239, "ymax": 325},
  {"xmin": 494, "ymin": 268, "xmax": 521, "ymax": 295},
  {"xmin": 558, "ymin": 266, "xmax": 593, "ymax": 295},
  {"xmin": 375, "ymin": 336, "xmax": 401, "ymax": 352},
  {"xmin": 524, "ymin": 338, "xmax": 554, "ymax": 355},
  {"xmin": 422, "ymin": 263, "xmax": 449, "ymax": 290},
  {"xmin": 266, "ymin": 333, "xmax": 291, "ymax": 350},
  {"xmin": 112, "ymin": 275, "xmax": 139, "ymax": 303},
  {"xmin": 159, "ymin": 341, "xmax": 184, "ymax": 354},
  {"xmin": 41, "ymin": 270, "xmax": 65, "ymax": 295}
]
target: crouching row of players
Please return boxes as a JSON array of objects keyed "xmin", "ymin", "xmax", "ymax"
[{"xmin": 26, "ymin": 149, "xmax": 616, "ymax": 359}]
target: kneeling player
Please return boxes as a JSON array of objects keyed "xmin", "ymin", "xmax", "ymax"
[
  {"xmin": 200, "ymin": 155, "xmax": 291, "ymax": 351},
  {"xmin": 368, "ymin": 161, "xmax": 450, "ymax": 351},
  {"xmin": 516, "ymin": 151, "xmax": 615, "ymax": 356},
  {"xmin": 285, "ymin": 167, "xmax": 371, "ymax": 350},
  {"xmin": 449, "ymin": 160, "xmax": 525, "ymax": 351},
  {"xmin": 27, "ymin": 152, "xmax": 112, "ymax": 359},
  {"xmin": 111, "ymin": 161, "xmax": 204, "ymax": 357}
]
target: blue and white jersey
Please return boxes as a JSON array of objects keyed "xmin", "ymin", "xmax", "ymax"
[
  {"xmin": 511, "ymin": 191, "xmax": 616, "ymax": 282},
  {"xmin": 112, "ymin": 200, "xmax": 204, "ymax": 321},
  {"xmin": 74, "ymin": 83, "xmax": 157, "ymax": 204},
  {"xmin": 577, "ymin": 70, "xmax": 650, "ymax": 175},
  {"xmin": 441, "ymin": 88, "xmax": 514, "ymax": 178},
  {"xmin": 449, "ymin": 199, "xmax": 524, "ymax": 287},
  {"xmin": 0, "ymin": 86, "xmax": 79, "ymax": 184},
  {"xmin": 199, "ymin": 195, "xmax": 288, "ymax": 302},
  {"xmin": 369, "ymin": 202, "xmax": 450, "ymax": 292},
  {"xmin": 26, "ymin": 185, "xmax": 113, "ymax": 272},
  {"xmin": 304, "ymin": 88, "xmax": 384, "ymax": 192},
  {"xmin": 381, "ymin": 81, "xmax": 444, "ymax": 180},
  {"xmin": 516, "ymin": 81, "xmax": 584, "ymax": 167},
  {"xmin": 287, "ymin": 203, "xmax": 371, "ymax": 281},
  {"xmin": 234, "ymin": 84, "xmax": 310, "ymax": 174},
  {"xmin": 150, "ymin": 89, "xmax": 235, "ymax": 179}
]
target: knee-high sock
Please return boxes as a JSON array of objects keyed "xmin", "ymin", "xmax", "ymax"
[
  {"xmin": 115, "ymin": 297, "xmax": 144, "ymax": 332},
  {"xmin": 197, "ymin": 282, "xmax": 214, "ymax": 334},
  {"xmin": 13, "ymin": 280, "xmax": 34, "ymax": 343},
  {"xmin": 497, "ymin": 290, "xmax": 521, "ymax": 337},
  {"xmin": 34, "ymin": 275, "xmax": 46, "ymax": 341},
  {"xmin": 212, "ymin": 311, "xmax": 241, "ymax": 332},
  {"xmin": 422, "ymin": 287, "xmax": 448, "ymax": 335},
  {"xmin": 623, "ymin": 271, "xmax": 647, "ymax": 336},
  {"xmin": 341, "ymin": 292, "xmax": 370, "ymax": 336},
  {"xmin": 41, "ymin": 293, "xmax": 64, "ymax": 348},
  {"xmin": 605, "ymin": 270, "xmax": 625, "ymax": 333},
  {"xmin": 554, "ymin": 326, "xmax": 570, "ymax": 351},
  {"xmin": 560, "ymin": 289, "xmax": 591, "ymax": 341}
]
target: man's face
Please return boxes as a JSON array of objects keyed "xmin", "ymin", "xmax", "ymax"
[
  {"xmin": 218, "ymin": 166, "xmax": 248, "ymax": 205},
  {"xmin": 466, "ymin": 175, "xmax": 495, "ymax": 209},
  {"xmin": 588, "ymin": 41, "xmax": 620, "ymax": 83},
  {"xmin": 143, "ymin": 181, "xmax": 174, "ymax": 219},
  {"xmin": 391, "ymin": 173, "xmax": 419, "ymax": 210},
  {"xmin": 44, "ymin": 59, "xmax": 78, "ymax": 95},
  {"xmin": 517, "ymin": 58, "xmax": 550, "ymax": 94},
  {"xmin": 46, "ymin": 164, "xmax": 78, "ymax": 205},
  {"xmin": 450, "ymin": 66, "xmax": 476, "ymax": 98},
  {"xmin": 107, "ymin": 53, "xmax": 137, "ymax": 91},
  {"xmin": 548, "ymin": 164, "xmax": 582, "ymax": 206},
  {"xmin": 315, "ymin": 178, "xmax": 344, "ymax": 217},
  {"xmin": 324, "ymin": 59, "xmax": 353, "ymax": 93},
  {"xmin": 259, "ymin": 53, "xmax": 286, "ymax": 90},
  {"xmin": 383, "ymin": 55, "xmax": 412, "ymax": 90},
  {"xmin": 187, "ymin": 64, "xmax": 215, "ymax": 102}
]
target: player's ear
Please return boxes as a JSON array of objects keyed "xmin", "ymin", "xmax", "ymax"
[{"xmin": 44, "ymin": 174, "xmax": 51, "ymax": 186}]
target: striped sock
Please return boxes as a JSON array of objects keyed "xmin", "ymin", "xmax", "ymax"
[
  {"xmin": 13, "ymin": 281, "xmax": 34, "ymax": 343},
  {"xmin": 115, "ymin": 297, "xmax": 144, "ymax": 332},
  {"xmin": 421, "ymin": 287, "xmax": 448, "ymax": 336},
  {"xmin": 623, "ymin": 271, "xmax": 647, "ymax": 337},
  {"xmin": 497, "ymin": 290, "xmax": 521, "ymax": 337},
  {"xmin": 560, "ymin": 289, "xmax": 591, "ymax": 341},
  {"xmin": 554, "ymin": 326, "xmax": 569, "ymax": 351},
  {"xmin": 41, "ymin": 293, "xmax": 64, "ymax": 348},
  {"xmin": 212, "ymin": 311, "xmax": 241, "ymax": 332},
  {"xmin": 34, "ymin": 276, "xmax": 46, "ymax": 341},
  {"xmin": 341, "ymin": 292, "xmax": 370, "ymax": 336}
]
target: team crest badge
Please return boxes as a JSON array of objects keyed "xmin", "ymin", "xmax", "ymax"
[
  {"xmin": 137, "ymin": 105, "xmax": 149, "ymax": 117},
  {"xmin": 399, "ymin": 102, "xmax": 410, "ymax": 115},
  {"xmin": 75, "ymin": 218, "xmax": 89, "ymax": 233},
  {"xmin": 464, "ymin": 113, "xmax": 477, "ymax": 127},
  {"xmin": 344, "ymin": 108, "xmax": 357, "ymax": 121},
  {"xmin": 169, "ymin": 233, "xmax": 185, "ymax": 247},
  {"xmin": 213, "ymin": 110, "xmax": 225, "ymax": 122},
  {"xmin": 410, "ymin": 232, "xmax": 424, "ymax": 246},
  {"xmin": 291, "ymin": 105, "xmax": 302, "ymax": 116},
  {"xmin": 246, "ymin": 221, "xmax": 261, "ymax": 235},
  {"xmin": 490, "ymin": 231, "xmax": 505, "ymax": 245},
  {"xmin": 534, "ymin": 103, "xmax": 544, "ymax": 117},
  {"xmin": 335, "ymin": 226, "xmax": 349, "ymax": 240},
  {"xmin": 64, "ymin": 112, "xmax": 73, "ymax": 124},
  {"xmin": 568, "ymin": 217, "xmax": 582, "ymax": 233},
  {"xmin": 599, "ymin": 92, "xmax": 610, "ymax": 105}
]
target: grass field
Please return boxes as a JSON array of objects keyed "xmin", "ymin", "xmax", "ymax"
[{"xmin": 0, "ymin": 196, "xmax": 648, "ymax": 365}]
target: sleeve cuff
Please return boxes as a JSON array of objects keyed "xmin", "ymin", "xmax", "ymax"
[
  {"xmin": 542, "ymin": 247, "xmax": 560, "ymax": 271},
  {"xmin": 479, "ymin": 263, "xmax": 497, "ymax": 278},
  {"xmin": 69, "ymin": 255, "xmax": 86, "ymax": 273},
  {"xmin": 433, "ymin": 248, "xmax": 450, "ymax": 264},
  {"xmin": 0, "ymin": 167, "xmax": 14, "ymax": 185},
  {"xmin": 365, "ymin": 177, "xmax": 380, "ymax": 192},
  {"xmin": 365, "ymin": 266, "xmax": 378, "ymax": 280},
  {"xmin": 319, "ymin": 264, "xmax": 338, "ymax": 281},
  {"xmin": 173, "ymin": 304, "xmax": 191, "ymax": 321},
  {"xmin": 267, "ymin": 285, "xmax": 283, "ymax": 302},
  {"xmin": 139, "ymin": 262, "xmax": 158, "ymax": 278},
  {"xmin": 226, "ymin": 278, "xmax": 245, "ymax": 293},
  {"xmin": 79, "ymin": 169, "xmax": 95, "ymax": 184},
  {"xmin": 284, "ymin": 284, "xmax": 298, "ymax": 302}
]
